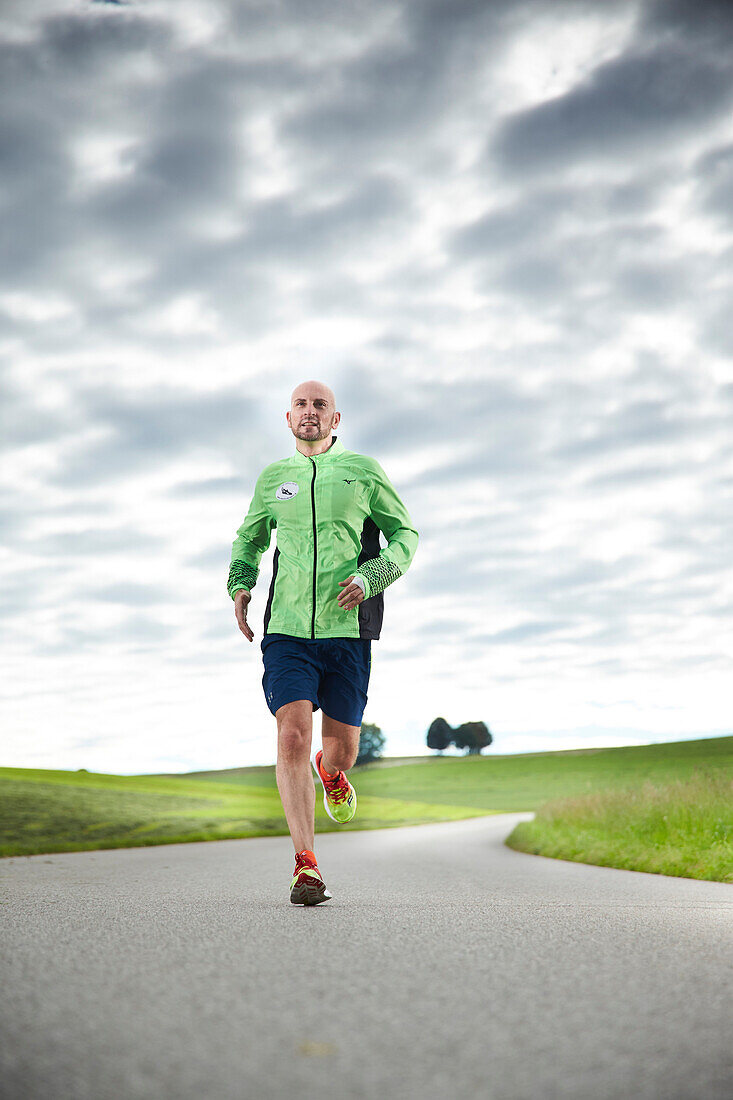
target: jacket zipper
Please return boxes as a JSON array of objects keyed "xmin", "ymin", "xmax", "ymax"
[{"xmin": 310, "ymin": 458, "xmax": 317, "ymax": 639}]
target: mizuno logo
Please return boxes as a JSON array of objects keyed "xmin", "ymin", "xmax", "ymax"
[{"xmin": 343, "ymin": 479, "xmax": 355, "ymax": 484}]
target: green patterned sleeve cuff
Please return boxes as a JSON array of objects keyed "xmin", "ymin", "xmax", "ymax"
[
  {"xmin": 359, "ymin": 557, "xmax": 403, "ymax": 598},
  {"xmin": 228, "ymin": 560, "xmax": 258, "ymax": 600}
]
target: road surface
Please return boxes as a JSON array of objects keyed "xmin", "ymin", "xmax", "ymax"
[{"xmin": 1, "ymin": 814, "xmax": 731, "ymax": 1099}]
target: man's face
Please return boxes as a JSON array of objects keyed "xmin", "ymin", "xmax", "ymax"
[{"xmin": 288, "ymin": 387, "xmax": 337, "ymax": 442}]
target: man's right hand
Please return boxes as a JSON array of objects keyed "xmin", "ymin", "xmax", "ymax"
[{"xmin": 234, "ymin": 589, "xmax": 254, "ymax": 641}]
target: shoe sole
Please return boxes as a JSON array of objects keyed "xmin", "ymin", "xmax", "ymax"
[
  {"xmin": 290, "ymin": 873, "xmax": 332, "ymax": 906},
  {"xmin": 321, "ymin": 786, "xmax": 357, "ymax": 823}
]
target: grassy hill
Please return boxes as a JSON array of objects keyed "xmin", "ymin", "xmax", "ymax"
[{"xmin": 1, "ymin": 736, "xmax": 731, "ymax": 864}]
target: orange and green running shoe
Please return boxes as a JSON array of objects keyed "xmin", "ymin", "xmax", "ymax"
[
  {"xmin": 314, "ymin": 750, "xmax": 357, "ymax": 824},
  {"xmin": 290, "ymin": 849, "xmax": 332, "ymax": 906}
]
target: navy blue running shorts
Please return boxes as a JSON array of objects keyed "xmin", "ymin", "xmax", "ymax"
[{"xmin": 261, "ymin": 634, "xmax": 371, "ymax": 727}]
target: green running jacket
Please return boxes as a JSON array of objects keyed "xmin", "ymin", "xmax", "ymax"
[{"xmin": 227, "ymin": 437, "xmax": 418, "ymax": 640}]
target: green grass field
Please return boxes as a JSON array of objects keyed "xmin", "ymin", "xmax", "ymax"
[
  {"xmin": 506, "ymin": 772, "xmax": 733, "ymax": 883},
  {"xmin": 2, "ymin": 737, "xmax": 731, "ymax": 881},
  {"xmin": 0, "ymin": 765, "xmax": 486, "ymax": 858}
]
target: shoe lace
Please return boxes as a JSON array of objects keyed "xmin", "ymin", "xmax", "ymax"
[{"xmin": 323, "ymin": 771, "xmax": 350, "ymax": 804}]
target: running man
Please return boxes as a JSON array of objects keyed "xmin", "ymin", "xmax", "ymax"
[{"xmin": 228, "ymin": 381, "xmax": 418, "ymax": 904}]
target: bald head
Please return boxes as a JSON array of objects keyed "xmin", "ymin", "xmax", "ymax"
[
  {"xmin": 290, "ymin": 379, "xmax": 336, "ymax": 408},
  {"xmin": 287, "ymin": 379, "xmax": 341, "ymax": 454}
]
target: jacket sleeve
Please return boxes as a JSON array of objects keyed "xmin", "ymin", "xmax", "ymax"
[
  {"xmin": 227, "ymin": 473, "xmax": 275, "ymax": 600},
  {"xmin": 359, "ymin": 462, "xmax": 418, "ymax": 599}
]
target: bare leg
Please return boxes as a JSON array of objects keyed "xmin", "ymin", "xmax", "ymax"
[
  {"xmin": 275, "ymin": 700, "xmax": 315, "ymax": 853},
  {"xmin": 320, "ymin": 712, "xmax": 361, "ymax": 776}
]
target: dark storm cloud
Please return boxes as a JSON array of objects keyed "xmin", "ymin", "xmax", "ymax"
[
  {"xmin": 0, "ymin": 0, "xmax": 727, "ymax": 336},
  {"xmin": 279, "ymin": 0, "xmax": 518, "ymax": 157},
  {"xmin": 0, "ymin": 1, "xmax": 422, "ymax": 352},
  {"xmin": 642, "ymin": 0, "xmax": 733, "ymax": 43},
  {"xmin": 0, "ymin": 11, "xmax": 173, "ymax": 285},
  {"xmin": 86, "ymin": 55, "xmax": 256, "ymax": 240},
  {"xmin": 3, "ymin": 0, "xmax": 716, "ymax": 366},
  {"xmin": 493, "ymin": 44, "xmax": 733, "ymax": 175},
  {"xmin": 41, "ymin": 8, "xmax": 167, "ymax": 69},
  {"xmin": 0, "ymin": 71, "xmax": 73, "ymax": 282}
]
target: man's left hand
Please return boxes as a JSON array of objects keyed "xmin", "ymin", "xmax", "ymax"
[{"xmin": 337, "ymin": 576, "xmax": 365, "ymax": 611}]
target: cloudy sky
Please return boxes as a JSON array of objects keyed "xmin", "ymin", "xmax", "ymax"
[{"xmin": 2, "ymin": 0, "xmax": 732, "ymax": 774}]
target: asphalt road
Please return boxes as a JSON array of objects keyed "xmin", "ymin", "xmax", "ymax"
[{"xmin": 1, "ymin": 814, "xmax": 731, "ymax": 1100}]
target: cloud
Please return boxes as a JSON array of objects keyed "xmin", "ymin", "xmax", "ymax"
[
  {"xmin": 475, "ymin": 619, "xmax": 573, "ymax": 645},
  {"xmin": 694, "ymin": 142, "xmax": 733, "ymax": 225},
  {"xmin": 47, "ymin": 386, "xmax": 261, "ymax": 486},
  {"xmin": 280, "ymin": 0, "xmax": 517, "ymax": 156},
  {"xmin": 89, "ymin": 582, "xmax": 170, "ymax": 605},
  {"xmin": 493, "ymin": 42, "xmax": 733, "ymax": 175},
  {"xmin": 40, "ymin": 614, "xmax": 176, "ymax": 654},
  {"xmin": 35, "ymin": 527, "xmax": 164, "ymax": 556},
  {"xmin": 169, "ymin": 476, "xmax": 250, "ymax": 498},
  {"xmin": 641, "ymin": 0, "xmax": 733, "ymax": 45}
]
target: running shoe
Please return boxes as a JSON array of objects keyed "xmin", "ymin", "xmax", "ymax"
[
  {"xmin": 314, "ymin": 749, "xmax": 357, "ymax": 824},
  {"xmin": 290, "ymin": 849, "xmax": 332, "ymax": 906}
]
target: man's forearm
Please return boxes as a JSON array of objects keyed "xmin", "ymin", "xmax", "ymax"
[
  {"xmin": 228, "ymin": 559, "xmax": 258, "ymax": 600},
  {"xmin": 357, "ymin": 557, "xmax": 403, "ymax": 599}
]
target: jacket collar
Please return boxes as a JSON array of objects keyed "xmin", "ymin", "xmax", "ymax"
[{"xmin": 292, "ymin": 435, "xmax": 345, "ymax": 464}]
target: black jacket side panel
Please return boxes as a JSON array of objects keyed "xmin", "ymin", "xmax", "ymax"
[
  {"xmin": 358, "ymin": 516, "xmax": 384, "ymax": 640},
  {"xmin": 263, "ymin": 547, "xmax": 280, "ymax": 635}
]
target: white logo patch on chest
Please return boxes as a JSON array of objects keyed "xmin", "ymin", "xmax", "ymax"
[{"xmin": 275, "ymin": 481, "xmax": 299, "ymax": 501}]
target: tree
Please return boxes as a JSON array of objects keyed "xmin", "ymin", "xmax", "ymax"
[
  {"xmin": 457, "ymin": 721, "xmax": 492, "ymax": 755},
  {"xmin": 427, "ymin": 717, "xmax": 452, "ymax": 752},
  {"xmin": 426, "ymin": 718, "xmax": 493, "ymax": 755},
  {"xmin": 357, "ymin": 722, "xmax": 385, "ymax": 765},
  {"xmin": 451, "ymin": 723, "xmax": 473, "ymax": 753}
]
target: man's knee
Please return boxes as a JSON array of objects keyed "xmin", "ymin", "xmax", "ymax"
[
  {"xmin": 278, "ymin": 721, "xmax": 312, "ymax": 762},
  {"xmin": 326, "ymin": 743, "xmax": 358, "ymax": 772}
]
